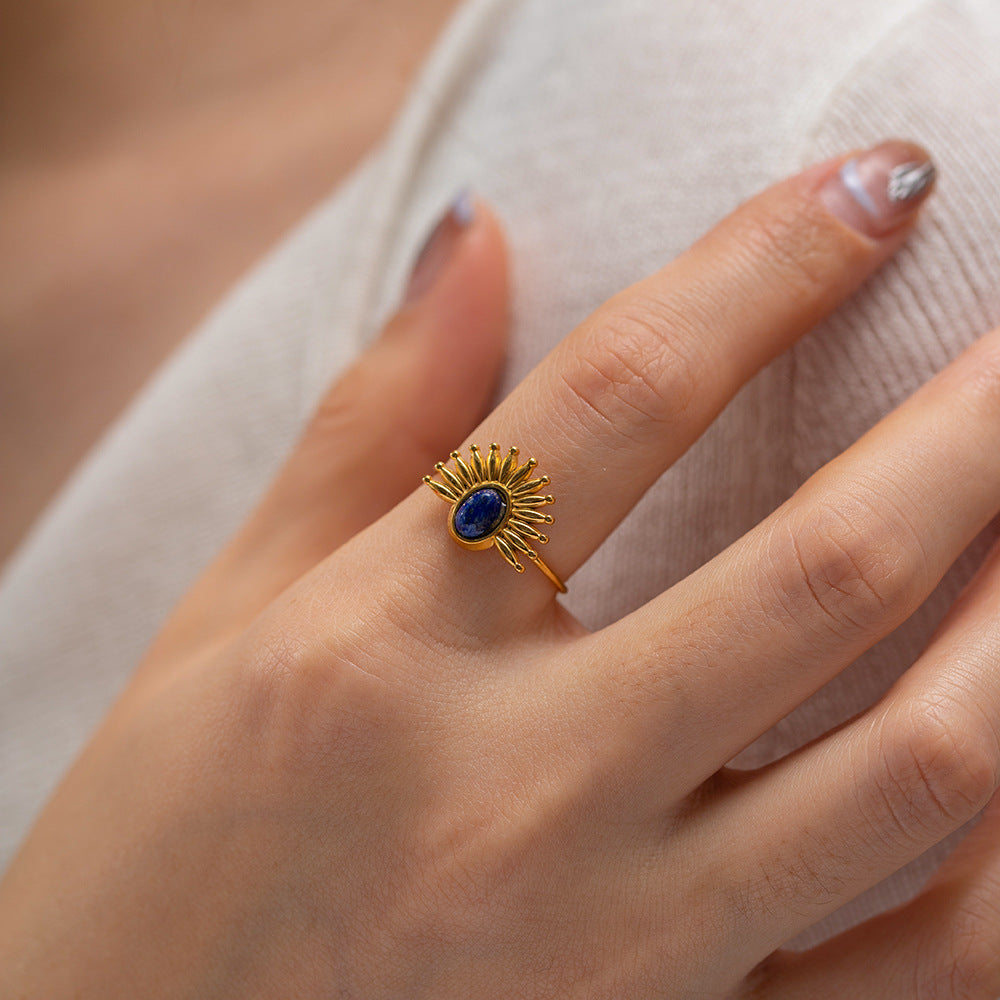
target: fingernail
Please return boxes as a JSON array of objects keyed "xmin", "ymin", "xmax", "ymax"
[
  {"xmin": 402, "ymin": 190, "xmax": 475, "ymax": 305},
  {"xmin": 819, "ymin": 140, "xmax": 937, "ymax": 238}
]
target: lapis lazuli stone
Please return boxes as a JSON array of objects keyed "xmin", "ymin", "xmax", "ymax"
[{"xmin": 453, "ymin": 487, "xmax": 508, "ymax": 541}]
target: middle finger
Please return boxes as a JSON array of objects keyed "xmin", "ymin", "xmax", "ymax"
[{"xmin": 589, "ymin": 320, "xmax": 1000, "ymax": 799}]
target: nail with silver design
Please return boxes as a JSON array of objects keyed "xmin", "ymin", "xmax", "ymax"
[
  {"xmin": 819, "ymin": 139, "xmax": 937, "ymax": 239},
  {"xmin": 887, "ymin": 160, "xmax": 936, "ymax": 203}
]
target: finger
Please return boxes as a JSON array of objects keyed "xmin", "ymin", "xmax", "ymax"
[
  {"xmin": 753, "ymin": 791, "xmax": 1000, "ymax": 998},
  {"xmin": 148, "ymin": 195, "xmax": 508, "ymax": 661},
  {"xmin": 245, "ymin": 196, "xmax": 508, "ymax": 558},
  {"xmin": 412, "ymin": 139, "xmax": 936, "ymax": 612},
  {"xmin": 696, "ymin": 527, "xmax": 1000, "ymax": 963},
  {"xmin": 592, "ymin": 317, "xmax": 1000, "ymax": 801}
]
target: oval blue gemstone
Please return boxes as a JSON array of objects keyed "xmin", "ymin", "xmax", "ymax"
[{"xmin": 453, "ymin": 487, "xmax": 508, "ymax": 541}]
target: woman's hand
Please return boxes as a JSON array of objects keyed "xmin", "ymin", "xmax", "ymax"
[{"xmin": 3, "ymin": 139, "xmax": 999, "ymax": 999}]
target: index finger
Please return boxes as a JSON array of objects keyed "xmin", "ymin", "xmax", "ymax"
[{"xmin": 417, "ymin": 139, "xmax": 936, "ymax": 620}]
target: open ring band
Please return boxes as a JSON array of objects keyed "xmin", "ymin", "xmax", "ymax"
[{"xmin": 422, "ymin": 444, "xmax": 567, "ymax": 593}]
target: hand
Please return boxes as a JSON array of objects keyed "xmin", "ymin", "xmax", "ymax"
[{"xmin": 3, "ymin": 140, "xmax": 999, "ymax": 999}]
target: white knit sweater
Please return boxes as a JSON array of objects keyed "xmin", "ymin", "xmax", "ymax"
[{"xmin": 3, "ymin": 0, "xmax": 1000, "ymax": 946}]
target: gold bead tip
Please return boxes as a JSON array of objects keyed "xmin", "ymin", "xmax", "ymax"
[
  {"xmin": 527, "ymin": 458, "xmax": 537, "ymax": 468},
  {"xmin": 434, "ymin": 462, "xmax": 444, "ymax": 469},
  {"xmin": 422, "ymin": 475, "xmax": 432, "ymax": 482},
  {"xmin": 539, "ymin": 476, "xmax": 550, "ymax": 485},
  {"xmin": 489, "ymin": 442, "xmax": 499, "ymax": 451},
  {"xmin": 470, "ymin": 444, "xmax": 480, "ymax": 452},
  {"xmin": 449, "ymin": 451, "xmax": 459, "ymax": 458},
  {"xmin": 545, "ymin": 495, "xmax": 554, "ymax": 503}
]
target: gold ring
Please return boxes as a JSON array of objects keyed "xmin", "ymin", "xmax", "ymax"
[{"xmin": 422, "ymin": 443, "xmax": 567, "ymax": 593}]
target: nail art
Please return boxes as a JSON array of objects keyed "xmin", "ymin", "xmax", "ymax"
[
  {"xmin": 819, "ymin": 140, "xmax": 937, "ymax": 238},
  {"xmin": 839, "ymin": 158, "xmax": 880, "ymax": 216},
  {"xmin": 887, "ymin": 160, "xmax": 937, "ymax": 203}
]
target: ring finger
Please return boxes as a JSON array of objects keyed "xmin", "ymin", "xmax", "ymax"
[
  {"xmin": 757, "ymin": 788, "xmax": 1000, "ymax": 997},
  {"xmin": 701, "ymin": 524, "xmax": 1000, "ymax": 965}
]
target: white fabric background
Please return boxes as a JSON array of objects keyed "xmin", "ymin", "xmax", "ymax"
[{"xmin": 3, "ymin": 0, "xmax": 1000, "ymax": 947}]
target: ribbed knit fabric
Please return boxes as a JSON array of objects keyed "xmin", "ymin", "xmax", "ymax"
[{"xmin": 3, "ymin": 0, "xmax": 1000, "ymax": 947}]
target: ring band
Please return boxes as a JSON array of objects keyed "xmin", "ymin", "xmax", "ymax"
[{"xmin": 422, "ymin": 443, "xmax": 567, "ymax": 593}]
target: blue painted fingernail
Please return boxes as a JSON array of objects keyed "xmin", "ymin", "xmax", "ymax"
[{"xmin": 403, "ymin": 190, "xmax": 475, "ymax": 305}]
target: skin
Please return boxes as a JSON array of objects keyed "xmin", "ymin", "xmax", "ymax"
[
  {"xmin": 0, "ymin": 0, "xmax": 463, "ymax": 565},
  {"xmin": 2, "ymin": 142, "xmax": 1000, "ymax": 996}
]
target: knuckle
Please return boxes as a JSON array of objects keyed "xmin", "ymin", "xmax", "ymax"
[
  {"xmin": 297, "ymin": 368, "xmax": 374, "ymax": 474},
  {"xmin": 726, "ymin": 197, "xmax": 849, "ymax": 305},
  {"xmin": 302, "ymin": 350, "xmax": 445, "ymax": 475},
  {"xmin": 769, "ymin": 491, "xmax": 930, "ymax": 639},
  {"xmin": 560, "ymin": 296, "xmax": 707, "ymax": 445},
  {"xmin": 234, "ymin": 616, "xmax": 396, "ymax": 771},
  {"xmin": 877, "ymin": 696, "xmax": 999, "ymax": 841},
  {"xmin": 741, "ymin": 825, "xmax": 852, "ymax": 920},
  {"xmin": 309, "ymin": 364, "xmax": 370, "ymax": 441},
  {"xmin": 949, "ymin": 908, "xmax": 1000, "ymax": 999},
  {"xmin": 918, "ymin": 902, "xmax": 1000, "ymax": 1000}
]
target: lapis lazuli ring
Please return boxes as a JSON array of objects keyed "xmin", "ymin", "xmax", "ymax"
[{"xmin": 422, "ymin": 443, "xmax": 567, "ymax": 593}]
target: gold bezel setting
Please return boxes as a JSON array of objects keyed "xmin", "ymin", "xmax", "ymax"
[{"xmin": 423, "ymin": 443, "xmax": 566, "ymax": 592}]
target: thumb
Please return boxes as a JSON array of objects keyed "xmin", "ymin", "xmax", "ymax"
[
  {"xmin": 262, "ymin": 192, "xmax": 509, "ymax": 550},
  {"xmin": 151, "ymin": 194, "xmax": 509, "ymax": 660}
]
